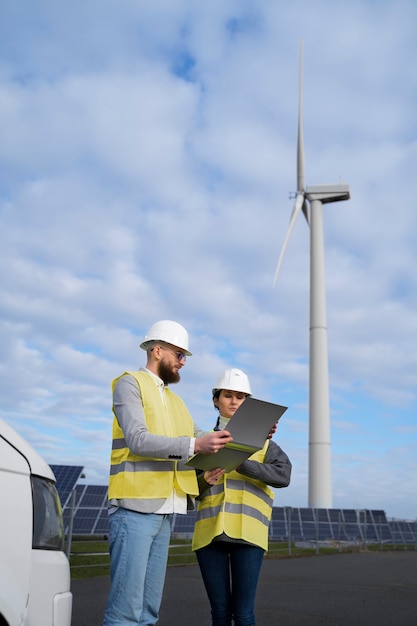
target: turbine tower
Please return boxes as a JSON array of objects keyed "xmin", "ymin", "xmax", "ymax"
[{"xmin": 273, "ymin": 43, "xmax": 350, "ymax": 508}]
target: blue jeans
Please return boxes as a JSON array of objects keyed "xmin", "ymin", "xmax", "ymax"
[
  {"xmin": 103, "ymin": 508, "xmax": 171, "ymax": 626},
  {"xmin": 196, "ymin": 542, "xmax": 264, "ymax": 626}
]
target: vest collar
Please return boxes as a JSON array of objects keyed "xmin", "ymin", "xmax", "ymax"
[{"xmin": 143, "ymin": 366, "xmax": 166, "ymax": 391}]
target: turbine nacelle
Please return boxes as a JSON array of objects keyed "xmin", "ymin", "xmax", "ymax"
[{"xmin": 306, "ymin": 184, "xmax": 350, "ymax": 204}]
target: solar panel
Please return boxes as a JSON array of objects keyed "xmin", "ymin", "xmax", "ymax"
[
  {"xmin": 269, "ymin": 521, "xmax": 287, "ymax": 540},
  {"xmin": 302, "ymin": 523, "xmax": 317, "ymax": 540},
  {"xmin": 95, "ymin": 510, "xmax": 111, "ymax": 534},
  {"xmin": 50, "ymin": 464, "xmax": 84, "ymax": 508},
  {"xmin": 317, "ymin": 509, "xmax": 329, "ymax": 522},
  {"xmin": 299, "ymin": 507, "xmax": 314, "ymax": 521},
  {"xmin": 73, "ymin": 514, "xmax": 97, "ymax": 534},
  {"xmin": 370, "ymin": 509, "xmax": 388, "ymax": 524},
  {"xmin": 341, "ymin": 509, "xmax": 357, "ymax": 522},
  {"xmin": 328, "ymin": 508, "xmax": 344, "ymax": 522},
  {"xmin": 316, "ymin": 522, "xmax": 332, "ymax": 540},
  {"xmin": 271, "ymin": 507, "xmax": 286, "ymax": 520},
  {"xmin": 79, "ymin": 488, "xmax": 108, "ymax": 508},
  {"xmin": 50, "ymin": 464, "xmax": 84, "ymax": 490}
]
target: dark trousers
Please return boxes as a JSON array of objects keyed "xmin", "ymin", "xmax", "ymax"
[{"xmin": 196, "ymin": 541, "xmax": 264, "ymax": 626}]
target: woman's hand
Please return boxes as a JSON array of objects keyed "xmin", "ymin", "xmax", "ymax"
[
  {"xmin": 204, "ymin": 468, "xmax": 225, "ymax": 485},
  {"xmin": 267, "ymin": 421, "xmax": 278, "ymax": 439}
]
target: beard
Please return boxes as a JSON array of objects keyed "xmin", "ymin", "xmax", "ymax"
[{"xmin": 158, "ymin": 358, "xmax": 181, "ymax": 385}]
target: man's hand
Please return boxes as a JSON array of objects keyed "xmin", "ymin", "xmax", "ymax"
[{"xmin": 194, "ymin": 430, "xmax": 233, "ymax": 454}]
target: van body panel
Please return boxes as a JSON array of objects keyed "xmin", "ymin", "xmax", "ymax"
[
  {"xmin": 0, "ymin": 419, "xmax": 54, "ymax": 480},
  {"xmin": 0, "ymin": 418, "xmax": 72, "ymax": 626},
  {"xmin": 0, "ymin": 437, "xmax": 32, "ymax": 626},
  {"xmin": 28, "ymin": 550, "xmax": 72, "ymax": 626}
]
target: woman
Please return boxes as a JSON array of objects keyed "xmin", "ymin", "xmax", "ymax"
[{"xmin": 192, "ymin": 368, "xmax": 292, "ymax": 626}]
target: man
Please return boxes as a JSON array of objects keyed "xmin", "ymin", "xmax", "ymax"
[{"xmin": 103, "ymin": 320, "xmax": 233, "ymax": 626}]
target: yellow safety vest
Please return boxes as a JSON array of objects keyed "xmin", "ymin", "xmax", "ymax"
[
  {"xmin": 192, "ymin": 442, "xmax": 274, "ymax": 552},
  {"xmin": 108, "ymin": 370, "xmax": 198, "ymax": 501}
]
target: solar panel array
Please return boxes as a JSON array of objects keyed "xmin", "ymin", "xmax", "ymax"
[
  {"xmin": 268, "ymin": 506, "xmax": 394, "ymax": 543},
  {"xmin": 52, "ymin": 465, "xmax": 416, "ymax": 544}
]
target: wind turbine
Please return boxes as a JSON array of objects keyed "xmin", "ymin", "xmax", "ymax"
[{"xmin": 273, "ymin": 43, "xmax": 350, "ymax": 509}]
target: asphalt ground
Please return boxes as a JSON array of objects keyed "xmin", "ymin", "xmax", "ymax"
[{"xmin": 71, "ymin": 550, "xmax": 417, "ymax": 625}]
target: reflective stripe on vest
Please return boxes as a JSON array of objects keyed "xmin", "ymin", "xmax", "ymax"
[
  {"xmin": 108, "ymin": 370, "xmax": 198, "ymax": 500},
  {"xmin": 192, "ymin": 442, "xmax": 273, "ymax": 551}
]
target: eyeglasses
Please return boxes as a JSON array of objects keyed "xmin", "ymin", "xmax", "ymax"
[{"xmin": 158, "ymin": 345, "xmax": 187, "ymax": 362}]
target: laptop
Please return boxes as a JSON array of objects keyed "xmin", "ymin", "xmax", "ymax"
[{"xmin": 186, "ymin": 396, "xmax": 287, "ymax": 472}]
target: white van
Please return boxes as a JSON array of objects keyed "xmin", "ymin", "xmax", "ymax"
[{"xmin": 0, "ymin": 418, "xmax": 72, "ymax": 626}]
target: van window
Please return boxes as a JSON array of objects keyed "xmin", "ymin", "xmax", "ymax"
[{"xmin": 32, "ymin": 475, "xmax": 65, "ymax": 550}]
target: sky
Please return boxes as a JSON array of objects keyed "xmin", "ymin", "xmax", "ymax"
[{"xmin": 1, "ymin": 0, "xmax": 416, "ymax": 520}]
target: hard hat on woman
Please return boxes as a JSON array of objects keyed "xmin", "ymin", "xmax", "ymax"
[{"xmin": 212, "ymin": 368, "xmax": 252, "ymax": 397}]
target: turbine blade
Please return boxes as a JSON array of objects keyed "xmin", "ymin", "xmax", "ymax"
[
  {"xmin": 297, "ymin": 40, "xmax": 305, "ymax": 194},
  {"xmin": 273, "ymin": 192, "xmax": 304, "ymax": 287},
  {"xmin": 302, "ymin": 198, "xmax": 310, "ymax": 225}
]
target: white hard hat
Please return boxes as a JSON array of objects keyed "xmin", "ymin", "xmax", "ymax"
[
  {"xmin": 140, "ymin": 320, "xmax": 192, "ymax": 355},
  {"xmin": 212, "ymin": 368, "xmax": 252, "ymax": 396}
]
